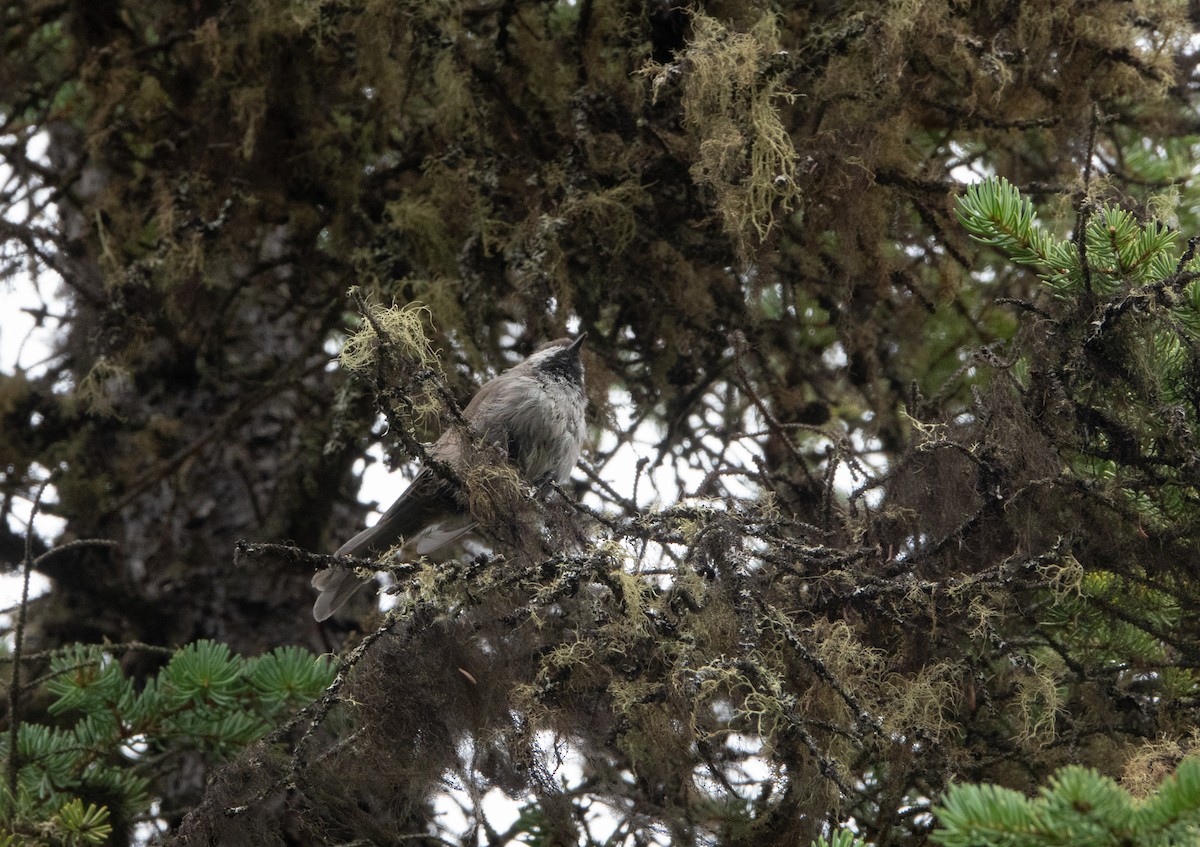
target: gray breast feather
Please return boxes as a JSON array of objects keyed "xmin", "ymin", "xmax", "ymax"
[{"xmin": 474, "ymin": 373, "xmax": 585, "ymax": 485}]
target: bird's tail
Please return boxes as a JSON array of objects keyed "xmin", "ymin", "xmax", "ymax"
[
  {"xmin": 311, "ymin": 567, "xmax": 367, "ymax": 622},
  {"xmin": 313, "ymin": 514, "xmax": 477, "ymax": 621}
]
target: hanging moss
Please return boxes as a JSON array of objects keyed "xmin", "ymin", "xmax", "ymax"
[{"xmin": 5, "ymin": 0, "xmax": 1200, "ymax": 844}]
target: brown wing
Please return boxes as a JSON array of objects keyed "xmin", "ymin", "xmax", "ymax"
[
  {"xmin": 334, "ymin": 468, "xmax": 458, "ymax": 558},
  {"xmin": 337, "ymin": 373, "xmax": 510, "ymax": 561},
  {"xmin": 456, "ymin": 371, "xmax": 528, "ymax": 461}
]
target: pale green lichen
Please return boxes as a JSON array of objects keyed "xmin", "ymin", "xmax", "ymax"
[{"xmin": 642, "ymin": 12, "xmax": 801, "ymax": 254}]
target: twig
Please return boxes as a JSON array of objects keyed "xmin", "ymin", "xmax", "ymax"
[
  {"xmin": 1174, "ymin": 236, "xmax": 1198, "ymax": 275},
  {"xmin": 729, "ymin": 331, "xmax": 819, "ymax": 490},
  {"xmin": 7, "ymin": 478, "xmax": 48, "ymax": 797},
  {"xmin": 232, "ymin": 540, "xmax": 421, "ymax": 579},
  {"xmin": 1075, "ymin": 104, "xmax": 1101, "ymax": 294}
]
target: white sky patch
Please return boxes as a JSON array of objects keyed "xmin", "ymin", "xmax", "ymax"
[
  {"xmin": 836, "ymin": 430, "xmax": 887, "ymax": 510},
  {"xmin": 429, "ymin": 731, "xmax": 641, "ymax": 845},
  {"xmin": 1, "ymin": 130, "xmax": 61, "ymax": 624},
  {"xmin": 822, "ymin": 340, "xmax": 848, "ymax": 369},
  {"xmin": 131, "ymin": 800, "xmax": 169, "ymax": 843},
  {"xmin": 947, "ymin": 140, "xmax": 988, "ymax": 186},
  {"xmin": 0, "ymin": 469, "xmax": 60, "ymax": 598}
]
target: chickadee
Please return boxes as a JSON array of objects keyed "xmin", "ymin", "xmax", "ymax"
[{"xmin": 312, "ymin": 334, "xmax": 587, "ymax": 621}]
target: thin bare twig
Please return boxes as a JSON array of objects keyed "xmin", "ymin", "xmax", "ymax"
[
  {"xmin": 1075, "ymin": 104, "xmax": 1102, "ymax": 294},
  {"xmin": 8, "ymin": 478, "xmax": 48, "ymax": 797}
]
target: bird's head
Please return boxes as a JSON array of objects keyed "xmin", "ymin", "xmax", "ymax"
[{"xmin": 525, "ymin": 333, "xmax": 586, "ymax": 386}]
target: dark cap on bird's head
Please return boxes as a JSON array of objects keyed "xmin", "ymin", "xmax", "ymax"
[{"xmin": 528, "ymin": 333, "xmax": 586, "ymax": 384}]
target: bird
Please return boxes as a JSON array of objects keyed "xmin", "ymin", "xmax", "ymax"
[{"xmin": 312, "ymin": 334, "xmax": 588, "ymax": 621}]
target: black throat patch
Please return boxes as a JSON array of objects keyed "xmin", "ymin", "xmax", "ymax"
[{"xmin": 538, "ymin": 348, "xmax": 583, "ymax": 385}]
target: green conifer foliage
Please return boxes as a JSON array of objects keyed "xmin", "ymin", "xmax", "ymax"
[{"xmin": 4, "ymin": 1, "xmax": 1200, "ymax": 844}]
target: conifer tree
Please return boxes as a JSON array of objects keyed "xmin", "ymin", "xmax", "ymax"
[{"xmin": 3, "ymin": 1, "xmax": 1200, "ymax": 844}]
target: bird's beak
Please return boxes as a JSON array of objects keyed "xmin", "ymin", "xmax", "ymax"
[{"xmin": 568, "ymin": 332, "xmax": 587, "ymax": 352}]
